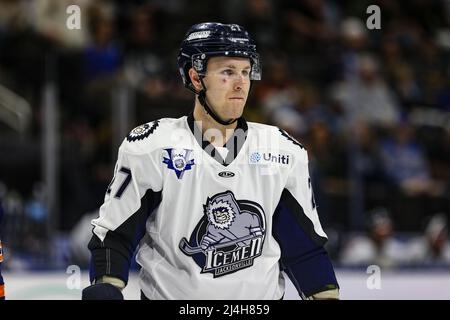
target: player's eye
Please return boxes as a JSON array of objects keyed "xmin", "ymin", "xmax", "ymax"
[
  {"xmin": 242, "ymin": 70, "xmax": 250, "ymax": 77},
  {"xmin": 222, "ymin": 69, "xmax": 234, "ymax": 76}
]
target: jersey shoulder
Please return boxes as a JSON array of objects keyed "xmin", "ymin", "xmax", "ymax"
[
  {"xmin": 247, "ymin": 121, "xmax": 307, "ymax": 155},
  {"xmin": 121, "ymin": 116, "xmax": 187, "ymax": 154}
]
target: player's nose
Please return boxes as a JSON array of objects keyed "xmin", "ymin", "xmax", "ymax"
[{"xmin": 233, "ymin": 75, "xmax": 247, "ymax": 91}]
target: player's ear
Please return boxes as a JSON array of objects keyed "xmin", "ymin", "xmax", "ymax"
[{"xmin": 188, "ymin": 68, "xmax": 203, "ymax": 91}]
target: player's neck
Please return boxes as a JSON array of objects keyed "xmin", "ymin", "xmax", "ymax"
[{"xmin": 193, "ymin": 105, "xmax": 238, "ymax": 147}]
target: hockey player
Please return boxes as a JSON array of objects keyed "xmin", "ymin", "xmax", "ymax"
[{"xmin": 82, "ymin": 22, "xmax": 339, "ymax": 300}]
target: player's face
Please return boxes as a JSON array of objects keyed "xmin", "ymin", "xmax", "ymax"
[{"xmin": 203, "ymin": 56, "xmax": 251, "ymax": 121}]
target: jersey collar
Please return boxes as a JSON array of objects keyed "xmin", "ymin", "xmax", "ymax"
[{"xmin": 187, "ymin": 113, "xmax": 248, "ymax": 166}]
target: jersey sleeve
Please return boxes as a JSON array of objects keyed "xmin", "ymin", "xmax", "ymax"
[
  {"xmin": 272, "ymin": 148, "xmax": 339, "ymax": 298},
  {"xmin": 88, "ymin": 140, "xmax": 162, "ymax": 285}
]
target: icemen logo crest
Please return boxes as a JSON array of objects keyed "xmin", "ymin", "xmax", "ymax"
[
  {"xmin": 163, "ymin": 148, "xmax": 195, "ymax": 179},
  {"xmin": 179, "ymin": 191, "xmax": 266, "ymax": 278},
  {"xmin": 127, "ymin": 121, "xmax": 159, "ymax": 142}
]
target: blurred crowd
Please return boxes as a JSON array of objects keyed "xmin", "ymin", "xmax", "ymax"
[{"xmin": 0, "ymin": 0, "xmax": 449, "ymax": 269}]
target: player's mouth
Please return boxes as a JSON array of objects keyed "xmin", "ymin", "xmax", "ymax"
[{"xmin": 229, "ymin": 97, "xmax": 244, "ymax": 100}]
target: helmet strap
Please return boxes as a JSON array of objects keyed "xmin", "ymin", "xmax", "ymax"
[{"xmin": 198, "ymin": 77, "xmax": 238, "ymax": 126}]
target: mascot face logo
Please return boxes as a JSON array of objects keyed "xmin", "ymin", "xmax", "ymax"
[
  {"xmin": 179, "ymin": 191, "xmax": 266, "ymax": 278},
  {"xmin": 206, "ymin": 199, "xmax": 236, "ymax": 229}
]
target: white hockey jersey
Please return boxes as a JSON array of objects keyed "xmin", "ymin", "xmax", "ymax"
[{"xmin": 89, "ymin": 114, "xmax": 337, "ymax": 300}]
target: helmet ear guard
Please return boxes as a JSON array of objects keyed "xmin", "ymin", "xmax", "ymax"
[{"xmin": 192, "ymin": 53, "xmax": 207, "ymax": 75}]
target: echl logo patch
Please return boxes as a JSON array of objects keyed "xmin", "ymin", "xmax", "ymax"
[
  {"xmin": 163, "ymin": 148, "xmax": 195, "ymax": 179},
  {"xmin": 179, "ymin": 191, "xmax": 266, "ymax": 278}
]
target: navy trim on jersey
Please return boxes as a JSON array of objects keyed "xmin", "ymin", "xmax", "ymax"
[
  {"xmin": 272, "ymin": 189, "xmax": 338, "ymax": 297},
  {"xmin": 89, "ymin": 189, "xmax": 162, "ymax": 284},
  {"xmin": 187, "ymin": 113, "xmax": 248, "ymax": 166},
  {"xmin": 278, "ymin": 128, "xmax": 305, "ymax": 150},
  {"xmin": 275, "ymin": 189, "xmax": 327, "ymax": 247}
]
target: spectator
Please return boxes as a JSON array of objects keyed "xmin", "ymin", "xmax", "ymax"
[
  {"xmin": 340, "ymin": 208, "xmax": 409, "ymax": 268},
  {"xmin": 407, "ymin": 213, "xmax": 450, "ymax": 265},
  {"xmin": 331, "ymin": 54, "xmax": 401, "ymax": 128},
  {"xmin": 380, "ymin": 121, "xmax": 433, "ymax": 196}
]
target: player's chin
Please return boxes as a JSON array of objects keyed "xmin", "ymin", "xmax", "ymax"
[{"xmin": 226, "ymin": 100, "xmax": 246, "ymax": 117}]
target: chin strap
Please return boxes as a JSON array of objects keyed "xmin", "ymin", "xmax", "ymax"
[{"xmin": 198, "ymin": 77, "xmax": 238, "ymax": 126}]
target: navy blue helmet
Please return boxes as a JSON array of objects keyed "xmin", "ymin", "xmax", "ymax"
[{"xmin": 177, "ymin": 22, "xmax": 261, "ymax": 93}]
